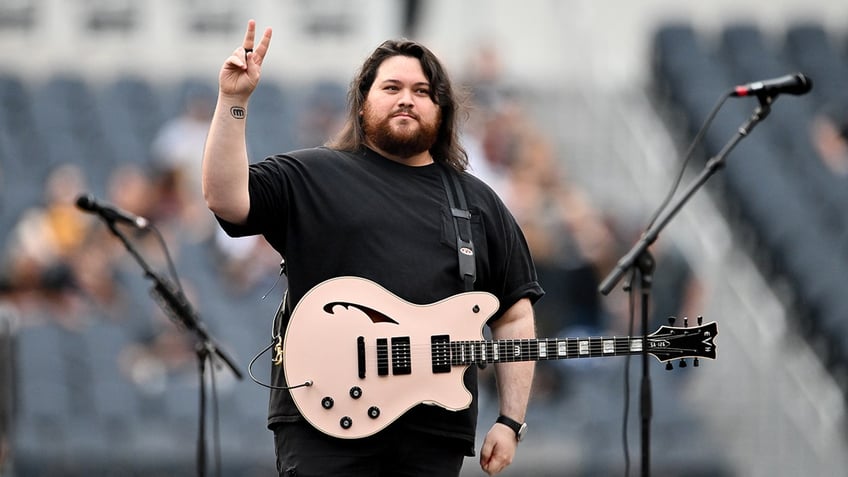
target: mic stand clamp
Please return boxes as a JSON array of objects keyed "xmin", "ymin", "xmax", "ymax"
[{"xmin": 597, "ymin": 96, "xmax": 772, "ymax": 477}]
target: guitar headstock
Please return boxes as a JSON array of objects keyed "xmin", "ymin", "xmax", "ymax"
[{"xmin": 645, "ymin": 317, "xmax": 718, "ymax": 367}]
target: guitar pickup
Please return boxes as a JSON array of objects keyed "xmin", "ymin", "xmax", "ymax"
[
  {"xmin": 391, "ymin": 337, "xmax": 411, "ymax": 375},
  {"xmin": 431, "ymin": 335, "xmax": 450, "ymax": 374},
  {"xmin": 376, "ymin": 337, "xmax": 412, "ymax": 376}
]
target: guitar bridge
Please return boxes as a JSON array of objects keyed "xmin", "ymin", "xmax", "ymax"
[{"xmin": 272, "ymin": 335, "xmax": 284, "ymax": 366}]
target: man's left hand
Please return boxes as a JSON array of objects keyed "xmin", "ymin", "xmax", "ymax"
[{"xmin": 479, "ymin": 422, "xmax": 518, "ymax": 475}]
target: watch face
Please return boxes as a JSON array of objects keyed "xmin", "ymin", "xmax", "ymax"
[{"xmin": 517, "ymin": 422, "xmax": 528, "ymax": 441}]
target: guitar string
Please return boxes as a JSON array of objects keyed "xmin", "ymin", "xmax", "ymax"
[{"xmin": 336, "ymin": 338, "xmax": 695, "ymax": 364}]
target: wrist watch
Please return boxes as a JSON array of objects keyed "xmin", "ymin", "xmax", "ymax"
[{"xmin": 496, "ymin": 415, "xmax": 527, "ymax": 442}]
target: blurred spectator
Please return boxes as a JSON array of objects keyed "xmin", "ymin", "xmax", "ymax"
[
  {"xmin": 463, "ymin": 41, "xmax": 514, "ymax": 115},
  {"xmin": 212, "ymin": 229, "xmax": 282, "ymax": 296},
  {"xmin": 150, "ymin": 84, "xmax": 217, "ymax": 242},
  {"xmin": 9, "ymin": 163, "xmax": 90, "ymax": 265},
  {"xmin": 810, "ymin": 103, "xmax": 848, "ymax": 177},
  {"xmin": 460, "ymin": 42, "xmax": 522, "ymax": 195},
  {"xmin": 601, "ymin": 216, "xmax": 705, "ymax": 335},
  {"xmin": 118, "ymin": 313, "xmax": 200, "ymax": 395},
  {"xmin": 2, "ymin": 163, "xmax": 95, "ymax": 327},
  {"xmin": 650, "ymin": 242, "xmax": 705, "ymax": 329},
  {"xmin": 503, "ymin": 132, "xmax": 618, "ymax": 337},
  {"xmin": 107, "ymin": 163, "xmax": 158, "ymax": 226},
  {"xmin": 400, "ymin": 0, "xmax": 423, "ymax": 37},
  {"xmin": 295, "ymin": 81, "xmax": 346, "ymax": 149}
]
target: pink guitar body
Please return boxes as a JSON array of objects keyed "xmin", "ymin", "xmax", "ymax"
[{"xmin": 283, "ymin": 276, "xmax": 500, "ymax": 439}]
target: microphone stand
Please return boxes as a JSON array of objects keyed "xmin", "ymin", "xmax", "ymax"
[
  {"xmin": 598, "ymin": 95, "xmax": 773, "ymax": 477},
  {"xmin": 101, "ymin": 220, "xmax": 243, "ymax": 477}
]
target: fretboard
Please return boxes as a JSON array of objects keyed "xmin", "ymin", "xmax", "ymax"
[{"xmin": 431, "ymin": 335, "xmax": 647, "ymax": 369}]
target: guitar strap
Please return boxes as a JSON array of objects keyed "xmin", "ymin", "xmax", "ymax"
[{"xmin": 438, "ymin": 165, "xmax": 477, "ymax": 292}]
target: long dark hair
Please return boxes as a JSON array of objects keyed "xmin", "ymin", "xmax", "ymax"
[{"xmin": 326, "ymin": 39, "xmax": 469, "ymax": 172}]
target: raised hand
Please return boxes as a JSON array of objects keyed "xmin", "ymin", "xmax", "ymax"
[{"xmin": 218, "ymin": 19, "xmax": 273, "ymax": 100}]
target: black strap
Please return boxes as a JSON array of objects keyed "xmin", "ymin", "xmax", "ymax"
[{"xmin": 439, "ymin": 165, "xmax": 476, "ymax": 291}]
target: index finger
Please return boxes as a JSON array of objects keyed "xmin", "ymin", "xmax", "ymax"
[{"xmin": 252, "ymin": 26, "xmax": 273, "ymax": 62}]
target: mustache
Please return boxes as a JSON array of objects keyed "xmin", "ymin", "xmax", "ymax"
[{"xmin": 391, "ymin": 107, "xmax": 418, "ymax": 119}]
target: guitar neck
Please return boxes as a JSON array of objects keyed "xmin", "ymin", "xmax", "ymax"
[{"xmin": 433, "ymin": 335, "xmax": 647, "ymax": 369}]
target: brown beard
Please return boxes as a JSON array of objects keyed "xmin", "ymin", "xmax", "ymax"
[{"xmin": 362, "ymin": 104, "xmax": 440, "ymax": 159}]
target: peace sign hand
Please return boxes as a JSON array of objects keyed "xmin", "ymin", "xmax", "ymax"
[{"xmin": 218, "ymin": 19, "xmax": 273, "ymax": 101}]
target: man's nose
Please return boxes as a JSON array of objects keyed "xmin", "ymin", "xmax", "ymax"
[{"xmin": 397, "ymin": 88, "xmax": 414, "ymax": 106}]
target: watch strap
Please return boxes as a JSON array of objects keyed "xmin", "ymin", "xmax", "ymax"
[{"xmin": 496, "ymin": 414, "xmax": 525, "ymax": 441}]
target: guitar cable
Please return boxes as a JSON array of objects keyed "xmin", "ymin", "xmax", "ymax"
[
  {"xmin": 247, "ymin": 288, "xmax": 313, "ymax": 391},
  {"xmin": 246, "ymin": 340, "xmax": 313, "ymax": 391}
]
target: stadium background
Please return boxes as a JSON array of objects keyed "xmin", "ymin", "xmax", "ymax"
[{"xmin": 2, "ymin": 1, "xmax": 848, "ymax": 476}]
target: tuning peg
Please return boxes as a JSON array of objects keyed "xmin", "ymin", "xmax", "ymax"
[
  {"xmin": 683, "ymin": 316, "xmax": 689, "ymax": 328},
  {"xmin": 666, "ymin": 362, "xmax": 673, "ymax": 371},
  {"xmin": 693, "ymin": 358, "xmax": 700, "ymax": 367},
  {"xmin": 667, "ymin": 317, "xmax": 676, "ymax": 325},
  {"xmin": 697, "ymin": 315, "xmax": 703, "ymax": 325},
  {"xmin": 678, "ymin": 359, "xmax": 687, "ymax": 368}
]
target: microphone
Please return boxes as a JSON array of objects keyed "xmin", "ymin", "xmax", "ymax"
[
  {"xmin": 731, "ymin": 73, "xmax": 812, "ymax": 98},
  {"xmin": 75, "ymin": 194, "xmax": 149, "ymax": 229}
]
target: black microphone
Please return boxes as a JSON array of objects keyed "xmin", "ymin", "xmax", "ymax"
[
  {"xmin": 731, "ymin": 73, "xmax": 812, "ymax": 98},
  {"xmin": 76, "ymin": 194, "xmax": 149, "ymax": 229}
]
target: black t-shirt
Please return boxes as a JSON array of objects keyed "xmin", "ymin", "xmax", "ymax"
[{"xmin": 217, "ymin": 146, "xmax": 543, "ymax": 452}]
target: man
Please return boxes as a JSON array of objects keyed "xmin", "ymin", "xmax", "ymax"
[{"xmin": 203, "ymin": 20, "xmax": 543, "ymax": 477}]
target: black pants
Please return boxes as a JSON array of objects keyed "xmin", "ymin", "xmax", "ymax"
[{"xmin": 273, "ymin": 420, "xmax": 466, "ymax": 477}]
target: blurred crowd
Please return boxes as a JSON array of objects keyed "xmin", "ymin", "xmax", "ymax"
[
  {"xmin": 0, "ymin": 83, "xmax": 281, "ymax": 401},
  {"xmin": 0, "ymin": 44, "xmax": 716, "ymax": 440}
]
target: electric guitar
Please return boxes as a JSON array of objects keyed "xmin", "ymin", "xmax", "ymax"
[{"xmin": 282, "ymin": 276, "xmax": 718, "ymax": 439}]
